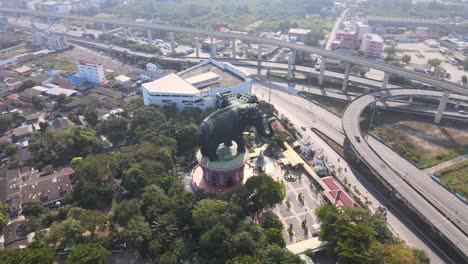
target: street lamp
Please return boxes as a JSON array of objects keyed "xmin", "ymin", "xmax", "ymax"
[{"xmin": 268, "ymin": 67, "xmax": 272, "ymax": 103}]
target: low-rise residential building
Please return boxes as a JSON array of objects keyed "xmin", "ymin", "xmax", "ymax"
[
  {"xmin": 32, "ymin": 32, "xmax": 69, "ymax": 50},
  {"xmin": 142, "ymin": 59, "xmax": 251, "ymax": 110},
  {"xmin": 288, "ymin": 28, "xmax": 311, "ymax": 42},
  {"xmin": 41, "ymin": 1, "xmax": 72, "ymax": 14},
  {"xmin": 115, "ymin": 75, "xmax": 131, "ymax": 85},
  {"xmin": 202, "ymin": 38, "xmax": 227, "ymax": 51},
  {"xmin": 77, "ymin": 60, "xmax": 105, "ymax": 84},
  {"xmin": 0, "ymin": 167, "xmax": 75, "ymax": 213},
  {"xmin": 335, "ymin": 28, "xmax": 357, "ymax": 49},
  {"xmin": 360, "ymin": 33, "xmax": 384, "ymax": 58}
]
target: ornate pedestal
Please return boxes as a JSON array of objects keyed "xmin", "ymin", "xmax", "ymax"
[{"xmin": 191, "ymin": 142, "xmax": 249, "ymax": 195}]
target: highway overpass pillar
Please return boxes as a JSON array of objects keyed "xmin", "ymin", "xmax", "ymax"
[
  {"xmin": 169, "ymin": 32, "xmax": 176, "ymax": 55},
  {"xmin": 147, "ymin": 30, "xmax": 152, "ymax": 43},
  {"xmin": 64, "ymin": 19, "xmax": 70, "ymax": 32},
  {"xmin": 434, "ymin": 91, "xmax": 450, "ymax": 124},
  {"xmin": 382, "ymin": 72, "xmax": 390, "ymax": 89},
  {"xmin": 408, "ymin": 97, "xmax": 414, "ymax": 103},
  {"xmin": 341, "ymin": 63, "xmax": 351, "ymax": 92},
  {"xmin": 101, "ymin": 23, "xmax": 106, "ymax": 32},
  {"xmin": 123, "ymin": 27, "xmax": 128, "ymax": 39},
  {"xmin": 319, "ymin": 57, "xmax": 327, "ymax": 86},
  {"xmin": 293, "ymin": 50, "xmax": 296, "ymax": 71},
  {"xmin": 194, "ymin": 37, "xmax": 200, "ymax": 58},
  {"xmin": 210, "ymin": 37, "xmax": 217, "ymax": 58},
  {"xmin": 232, "ymin": 40, "xmax": 236, "ymax": 59},
  {"xmin": 287, "ymin": 52, "xmax": 294, "ymax": 81},
  {"xmin": 455, "ymin": 100, "xmax": 460, "ymax": 108},
  {"xmin": 257, "ymin": 43, "xmax": 262, "ymax": 76}
]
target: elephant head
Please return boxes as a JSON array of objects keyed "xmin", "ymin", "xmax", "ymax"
[{"xmin": 240, "ymin": 103, "xmax": 275, "ymax": 139}]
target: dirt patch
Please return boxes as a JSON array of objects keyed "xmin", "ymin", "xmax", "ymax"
[{"xmin": 370, "ymin": 112, "xmax": 468, "ymax": 168}]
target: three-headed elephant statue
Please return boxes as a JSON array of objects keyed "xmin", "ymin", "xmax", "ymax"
[{"xmin": 198, "ymin": 103, "xmax": 275, "ymax": 161}]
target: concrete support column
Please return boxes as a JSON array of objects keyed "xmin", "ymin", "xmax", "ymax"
[
  {"xmin": 319, "ymin": 57, "xmax": 327, "ymax": 86},
  {"xmin": 122, "ymin": 27, "xmax": 128, "ymax": 39},
  {"xmin": 455, "ymin": 100, "xmax": 460, "ymax": 108},
  {"xmin": 257, "ymin": 43, "xmax": 262, "ymax": 76},
  {"xmin": 64, "ymin": 18, "xmax": 70, "ymax": 32},
  {"xmin": 47, "ymin": 17, "xmax": 52, "ymax": 28},
  {"xmin": 287, "ymin": 52, "xmax": 294, "ymax": 81},
  {"xmin": 231, "ymin": 40, "xmax": 236, "ymax": 59},
  {"xmin": 210, "ymin": 37, "xmax": 216, "ymax": 58},
  {"xmin": 382, "ymin": 72, "xmax": 390, "ymax": 90},
  {"xmin": 341, "ymin": 63, "xmax": 351, "ymax": 92},
  {"xmin": 147, "ymin": 30, "xmax": 152, "ymax": 43},
  {"xmin": 194, "ymin": 37, "xmax": 200, "ymax": 58},
  {"xmin": 292, "ymin": 50, "xmax": 297, "ymax": 71},
  {"xmin": 408, "ymin": 97, "xmax": 414, "ymax": 103},
  {"xmin": 434, "ymin": 91, "xmax": 450, "ymax": 124},
  {"xmin": 169, "ymin": 32, "xmax": 175, "ymax": 55},
  {"xmin": 101, "ymin": 23, "xmax": 106, "ymax": 32}
]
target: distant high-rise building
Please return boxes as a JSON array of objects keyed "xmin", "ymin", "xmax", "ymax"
[
  {"xmin": 32, "ymin": 32, "xmax": 69, "ymax": 50},
  {"xmin": 77, "ymin": 60, "xmax": 105, "ymax": 84},
  {"xmin": 360, "ymin": 33, "xmax": 384, "ymax": 58}
]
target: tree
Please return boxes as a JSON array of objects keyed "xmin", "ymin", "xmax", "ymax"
[
  {"xmin": 401, "ymin": 54, "xmax": 412, "ymax": 64},
  {"xmin": 264, "ymin": 228, "xmax": 286, "ymax": 248},
  {"xmin": 67, "ymin": 208, "xmax": 107, "ymax": 237},
  {"xmin": 244, "ymin": 174, "xmax": 285, "ymax": 213},
  {"xmin": 32, "ymin": 96, "xmax": 45, "ymax": 110},
  {"xmin": 384, "ymin": 45, "xmax": 397, "ymax": 55},
  {"xmin": 65, "ymin": 243, "xmax": 111, "ymax": 264},
  {"xmin": 84, "ymin": 106, "xmax": 99, "ymax": 126},
  {"xmin": 315, "ymin": 205, "xmax": 376, "ymax": 263},
  {"xmin": 124, "ymin": 215, "xmax": 151, "ymax": 249},
  {"xmin": 48, "ymin": 218, "xmax": 82, "ymax": 248},
  {"xmin": 427, "ymin": 58, "xmax": 442, "ymax": 68},
  {"xmin": 200, "ymin": 224, "xmax": 232, "ymax": 262},
  {"xmin": 113, "ymin": 198, "xmax": 142, "ymax": 227},
  {"xmin": 192, "ymin": 199, "xmax": 239, "ymax": 231},
  {"xmin": 96, "ymin": 115, "xmax": 128, "ymax": 144},
  {"xmin": 17, "ymin": 80, "xmax": 38, "ymax": 92},
  {"xmin": 462, "ymin": 75, "xmax": 467, "ymax": 85},
  {"xmin": 22, "ymin": 201, "xmax": 47, "ymax": 217},
  {"xmin": 0, "ymin": 202, "xmax": 7, "ymax": 231},
  {"xmin": 231, "ymin": 231, "xmax": 256, "ymax": 256},
  {"xmin": 262, "ymin": 215, "xmax": 284, "ymax": 230},
  {"xmin": 122, "ymin": 164, "xmax": 147, "ymax": 197},
  {"xmin": 0, "ymin": 248, "xmax": 55, "ymax": 264},
  {"xmin": 464, "ymin": 57, "xmax": 468, "ymax": 70}
]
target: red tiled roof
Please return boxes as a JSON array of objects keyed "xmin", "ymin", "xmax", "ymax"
[{"xmin": 319, "ymin": 176, "xmax": 358, "ymax": 207}]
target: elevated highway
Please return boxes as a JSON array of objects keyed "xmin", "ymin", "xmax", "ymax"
[
  {"xmin": 1, "ymin": 7, "xmax": 467, "ymax": 96},
  {"xmin": 343, "ymin": 88, "xmax": 468, "ymax": 259}
]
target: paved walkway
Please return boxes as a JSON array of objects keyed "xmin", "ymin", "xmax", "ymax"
[
  {"xmin": 424, "ymin": 154, "xmax": 468, "ymax": 175},
  {"xmin": 270, "ymin": 168, "xmax": 324, "ymax": 245}
]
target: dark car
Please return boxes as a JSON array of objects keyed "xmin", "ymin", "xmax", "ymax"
[{"xmin": 355, "ymin": 136, "xmax": 361, "ymax": 143}]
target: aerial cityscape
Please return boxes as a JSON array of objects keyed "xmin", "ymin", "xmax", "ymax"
[{"xmin": 0, "ymin": 0, "xmax": 467, "ymax": 263}]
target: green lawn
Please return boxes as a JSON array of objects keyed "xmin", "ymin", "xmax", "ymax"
[
  {"xmin": 0, "ymin": 47, "xmax": 30, "ymax": 59},
  {"xmin": 27, "ymin": 55, "xmax": 77, "ymax": 72},
  {"xmin": 436, "ymin": 160, "xmax": 468, "ymax": 198}
]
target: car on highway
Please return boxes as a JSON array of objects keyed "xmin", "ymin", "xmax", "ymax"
[
  {"xmin": 300, "ymin": 126, "xmax": 307, "ymax": 131},
  {"xmin": 255, "ymin": 76, "xmax": 261, "ymax": 81},
  {"xmin": 355, "ymin": 136, "xmax": 360, "ymax": 143}
]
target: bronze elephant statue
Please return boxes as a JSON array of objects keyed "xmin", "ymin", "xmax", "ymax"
[{"xmin": 198, "ymin": 102, "xmax": 275, "ymax": 161}]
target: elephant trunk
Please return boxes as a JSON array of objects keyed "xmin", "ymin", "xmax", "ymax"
[{"xmin": 257, "ymin": 117, "xmax": 275, "ymax": 138}]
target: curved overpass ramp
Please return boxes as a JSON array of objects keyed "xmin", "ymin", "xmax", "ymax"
[
  {"xmin": 1, "ymin": 7, "xmax": 468, "ymax": 96},
  {"xmin": 343, "ymin": 88, "xmax": 468, "ymax": 258}
]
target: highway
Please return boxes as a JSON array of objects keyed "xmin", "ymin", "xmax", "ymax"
[
  {"xmin": 252, "ymin": 82, "xmax": 453, "ymax": 263},
  {"xmin": 343, "ymin": 89, "xmax": 468, "ymax": 258},
  {"xmin": 1, "ymin": 7, "xmax": 467, "ymax": 96}
]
